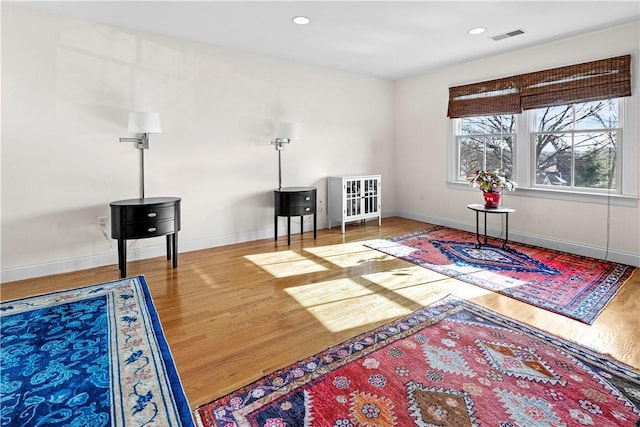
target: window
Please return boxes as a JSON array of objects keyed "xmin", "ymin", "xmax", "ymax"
[
  {"xmin": 533, "ymin": 99, "xmax": 619, "ymax": 191},
  {"xmin": 452, "ymin": 98, "xmax": 625, "ymax": 195},
  {"xmin": 456, "ymin": 115, "xmax": 516, "ymax": 181},
  {"xmin": 448, "ymin": 55, "xmax": 636, "ymax": 202}
]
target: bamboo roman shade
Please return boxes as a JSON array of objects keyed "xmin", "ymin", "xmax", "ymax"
[
  {"xmin": 447, "ymin": 76, "xmax": 521, "ymax": 118},
  {"xmin": 447, "ymin": 55, "xmax": 632, "ymax": 118}
]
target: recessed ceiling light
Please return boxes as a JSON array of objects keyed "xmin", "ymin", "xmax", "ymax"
[
  {"xmin": 468, "ymin": 27, "xmax": 486, "ymax": 35},
  {"xmin": 292, "ymin": 16, "xmax": 310, "ymax": 25}
]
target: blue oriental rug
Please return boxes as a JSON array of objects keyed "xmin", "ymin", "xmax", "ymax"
[{"xmin": 0, "ymin": 276, "xmax": 194, "ymax": 426}]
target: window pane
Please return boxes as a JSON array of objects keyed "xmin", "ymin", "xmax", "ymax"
[
  {"xmin": 457, "ymin": 114, "xmax": 516, "ymax": 181},
  {"xmin": 497, "ymin": 115, "xmax": 516, "ymax": 134},
  {"xmin": 535, "ymin": 105, "xmax": 575, "ymax": 132},
  {"xmin": 486, "ymin": 137, "xmax": 514, "ymax": 175},
  {"xmin": 574, "ymin": 99, "xmax": 619, "ymax": 130},
  {"xmin": 535, "ymin": 134, "xmax": 571, "ymax": 186},
  {"xmin": 459, "ymin": 137, "xmax": 485, "ymax": 179},
  {"xmin": 461, "ymin": 117, "xmax": 493, "ymax": 135},
  {"xmin": 534, "ymin": 100, "xmax": 619, "ymax": 132},
  {"xmin": 574, "ymin": 132, "xmax": 617, "ymax": 189},
  {"xmin": 461, "ymin": 115, "xmax": 515, "ymax": 135}
]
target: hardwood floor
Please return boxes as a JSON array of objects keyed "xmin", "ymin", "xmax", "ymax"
[{"xmin": 2, "ymin": 217, "xmax": 639, "ymax": 410}]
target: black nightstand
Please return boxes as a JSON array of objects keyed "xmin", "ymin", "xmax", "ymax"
[
  {"xmin": 274, "ymin": 187, "xmax": 317, "ymax": 245},
  {"xmin": 110, "ymin": 197, "xmax": 181, "ymax": 278}
]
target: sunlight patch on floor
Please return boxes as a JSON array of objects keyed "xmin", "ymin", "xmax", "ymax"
[
  {"xmin": 361, "ymin": 266, "xmax": 448, "ymax": 292},
  {"xmin": 284, "ymin": 277, "xmax": 412, "ymax": 332},
  {"xmin": 244, "ymin": 250, "xmax": 327, "ymax": 278},
  {"xmin": 191, "ymin": 266, "xmax": 219, "ymax": 286},
  {"xmin": 304, "ymin": 243, "xmax": 395, "ymax": 268},
  {"xmin": 361, "ymin": 266, "xmax": 499, "ymax": 302},
  {"xmin": 303, "ymin": 241, "xmax": 372, "ymax": 257},
  {"xmin": 464, "ymin": 268, "xmax": 528, "ymax": 291},
  {"xmin": 362, "ymin": 265, "xmax": 448, "ymax": 286}
]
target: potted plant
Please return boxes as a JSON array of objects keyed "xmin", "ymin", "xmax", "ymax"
[{"xmin": 466, "ymin": 169, "xmax": 517, "ymax": 208}]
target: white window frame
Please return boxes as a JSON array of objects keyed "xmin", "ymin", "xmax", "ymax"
[{"xmin": 448, "ymin": 96, "xmax": 639, "ymax": 207}]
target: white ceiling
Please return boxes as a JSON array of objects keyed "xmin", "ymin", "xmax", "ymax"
[{"xmin": 14, "ymin": 1, "xmax": 640, "ymax": 80}]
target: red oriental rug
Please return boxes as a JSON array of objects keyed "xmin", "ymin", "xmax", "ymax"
[
  {"xmin": 364, "ymin": 226, "xmax": 635, "ymax": 324},
  {"xmin": 195, "ymin": 297, "xmax": 640, "ymax": 426}
]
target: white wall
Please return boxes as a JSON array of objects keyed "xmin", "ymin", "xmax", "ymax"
[
  {"xmin": 1, "ymin": 5, "xmax": 395, "ymax": 281},
  {"xmin": 3, "ymin": 6, "xmax": 638, "ymax": 282},
  {"xmin": 394, "ymin": 22, "xmax": 640, "ymax": 266}
]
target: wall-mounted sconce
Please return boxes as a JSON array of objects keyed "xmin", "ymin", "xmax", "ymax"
[
  {"xmin": 270, "ymin": 122, "xmax": 301, "ymax": 189},
  {"xmin": 119, "ymin": 112, "xmax": 162, "ymax": 198}
]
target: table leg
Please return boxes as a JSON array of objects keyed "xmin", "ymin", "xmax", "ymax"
[
  {"xmin": 475, "ymin": 211, "xmax": 481, "ymax": 248},
  {"xmin": 118, "ymin": 238, "xmax": 126, "ymax": 278},
  {"xmin": 172, "ymin": 233, "xmax": 178, "ymax": 268},
  {"xmin": 503, "ymin": 213, "xmax": 510, "ymax": 250},
  {"xmin": 300, "ymin": 216, "xmax": 303, "ymax": 236},
  {"xmin": 287, "ymin": 216, "xmax": 291, "ymax": 245},
  {"xmin": 313, "ymin": 212, "xmax": 317, "ymax": 239},
  {"xmin": 166, "ymin": 234, "xmax": 172, "ymax": 260},
  {"xmin": 483, "ymin": 212, "xmax": 489, "ymax": 244},
  {"xmin": 274, "ymin": 215, "xmax": 278, "ymax": 241}
]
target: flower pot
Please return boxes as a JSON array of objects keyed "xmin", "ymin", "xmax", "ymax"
[{"xmin": 483, "ymin": 191, "xmax": 501, "ymax": 208}]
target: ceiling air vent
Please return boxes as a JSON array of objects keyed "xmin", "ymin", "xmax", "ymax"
[{"xmin": 491, "ymin": 29, "xmax": 526, "ymax": 41}]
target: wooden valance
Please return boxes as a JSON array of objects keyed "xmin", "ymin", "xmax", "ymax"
[{"xmin": 447, "ymin": 55, "xmax": 631, "ymax": 118}]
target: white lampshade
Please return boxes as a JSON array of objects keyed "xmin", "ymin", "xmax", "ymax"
[
  {"xmin": 275, "ymin": 122, "xmax": 301, "ymax": 141},
  {"xmin": 128, "ymin": 112, "xmax": 162, "ymax": 134}
]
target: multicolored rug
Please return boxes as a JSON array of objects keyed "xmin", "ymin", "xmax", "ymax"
[
  {"xmin": 0, "ymin": 276, "xmax": 194, "ymax": 426},
  {"xmin": 365, "ymin": 226, "xmax": 635, "ymax": 324},
  {"xmin": 195, "ymin": 297, "xmax": 640, "ymax": 426}
]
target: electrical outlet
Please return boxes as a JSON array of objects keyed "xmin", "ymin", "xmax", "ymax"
[
  {"xmin": 318, "ymin": 200, "xmax": 323, "ymax": 213},
  {"xmin": 97, "ymin": 216, "xmax": 108, "ymax": 228}
]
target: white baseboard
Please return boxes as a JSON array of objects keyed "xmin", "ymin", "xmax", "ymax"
[
  {"xmin": 0, "ymin": 219, "xmax": 320, "ymax": 283},
  {"xmin": 2, "ymin": 211, "xmax": 637, "ymax": 283}
]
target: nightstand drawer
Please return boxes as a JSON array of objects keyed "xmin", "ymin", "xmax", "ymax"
[
  {"xmin": 288, "ymin": 204, "xmax": 316, "ymax": 216},
  {"xmin": 288, "ymin": 192, "xmax": 316, "ymax": 204},
  {"xmin": 124, "ymin": 205, "xmax": 175, "ymax": 223},
  {"xmin": 122, "ymin": 218, "xmax": 175, "ymax": 239}
]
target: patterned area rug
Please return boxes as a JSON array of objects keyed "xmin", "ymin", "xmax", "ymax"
[
  {"xmin": 196, "ymin": 297, "xmax": 640, "ymax": 426},
  {"xmin": 365, "ymin": 226, "xmax": 635, "ymax": 324},
  {"xmin": 0, "ymin": 276, "xmax": 194, "ymax": 426}
]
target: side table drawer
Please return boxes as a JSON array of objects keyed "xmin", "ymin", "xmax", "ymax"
[
  {"xmin": 124, "ymin": 205, "xmax": 175, "ymax": 223},
  {"xmin": 288, "ymin": 204, "xmax": 316, "ymax": 216},
  {"xmin": 288, "ymin": 192, "xmax": 316, "ymax": 205},
  {"xmin": 122, "ymin": 219, "xmax": 175, "ymax": 239}
]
